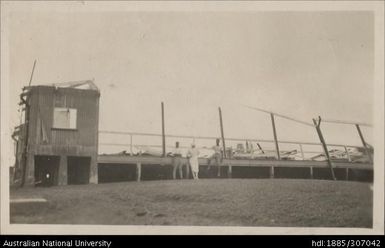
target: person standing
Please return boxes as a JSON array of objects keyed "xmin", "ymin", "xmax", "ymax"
[
  {"xmin": 208, "ymin": 138, "xmax": 223, "ymax": 177},
  {"xmin": 172, "ymin": 141, "xmax": 183, "ymax": 179},
  {"xmin": 187, "ymin": 144, "xmax": 200, "ymax": 180}
]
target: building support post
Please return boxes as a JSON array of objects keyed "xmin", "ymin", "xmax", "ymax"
[
  {"xmin": 58, "ymin": 155, "xmax": 68, "ymax": 186},
  {"xmin": 313, "ymin": 117, "xmax": 336, "ymax": 181},
  {"xmin": 89, "ymin": 155, "xmax": 98, "ymax": 184},
  {"xmin": 24, "ymin": 151, "xmax": 35, "ymax": 186}
]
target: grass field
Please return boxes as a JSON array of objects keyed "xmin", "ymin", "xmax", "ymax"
[{"xmin": 10, "ymin": 179, "xmax": 372, "ymax": 227}]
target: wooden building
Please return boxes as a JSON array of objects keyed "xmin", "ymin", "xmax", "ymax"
[{"xmin": 13, "ymin": 80, "xmax": 100, "ymax": 187}]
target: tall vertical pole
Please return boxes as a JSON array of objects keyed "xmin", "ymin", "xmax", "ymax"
[
  {"xmin": 218, "ymin": 107, "xmax": 226, "ymax": 159},
  {"xmin": 313, "ymin": 117, "xmax": 336, "ymax": 181},
  {"xmin": 28, "ymin": 60, "xmax": 37, "ymax": 87},
  {"xmin": 130, "ymin": 134, "xmax": 133, "ymax": 156},
  {"xmin": 161, "ymin": 102, "xmax": 166, "ymax": 157},
  {"xmin": 355, "ymin": 124, "xmax": 373, "ymax": 163},
  {"xmin": 20, "ymin": 60, "xmax": 37, "ymax": 186},
  {"xmin": 270, "ymin": 113, "xmax": 280, "ymax": 160}
]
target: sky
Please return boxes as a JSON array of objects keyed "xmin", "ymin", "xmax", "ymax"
[{"xmin": 6, "ymin": 10, "xmax": 374, "ymax": 153}]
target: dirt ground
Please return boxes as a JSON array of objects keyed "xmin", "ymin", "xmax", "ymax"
[{"xmin": 10, "ymin": 179, "xmax": 372, "ymax": 227}]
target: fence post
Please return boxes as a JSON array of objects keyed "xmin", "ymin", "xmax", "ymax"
[
  {"xmin": 270, "ymin": 113, "xmax": 280, "ymax": 160},
  {"xmin": 344, "ymin": 146, "xmax": 351, "ymax": 162},
  {"xmin": 299, "ymin": 144, "xmax": 305, "ymax": 160},
  {"xmin": 161, "ymin": 102, "xmax": 166, "ymax": 157},
  {"xmin": 355, "ymin": 124, "xmax": 373, "ymax": 163},
  {"xmin": 130, "ymin": 134, "xmax": 133, "ymax": 156},
  {"xmin": 313, "ymin": 117, "xmax": 336, "ymax": 181},
  {"xmin": 218, "ymin": 107, "xmax": 227, "ymax": 159},
  {"xmin": 270, "ymin": 166, "xmax": 275, "ymax": 178},
  {"xmin": 136, "ymin": 162, "xmax": 141, "ymax": 182}
]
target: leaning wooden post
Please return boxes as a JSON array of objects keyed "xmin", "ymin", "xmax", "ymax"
[
  {"xmin": 218, "ymin": 107, "xmax": 227, "ymax": 159},
  {"xmin": 270, "ymin": 113, "xmax": 280, "ymax": 160},
  {"xmin": 161, "ymin": 102, "xmax": 166, "ymax": 157},
  {"xmin": 313, "ymin": 117, "xmax": 336, "ymax": 181},
  {"xmin": 355, "ymin": 124, "xmax": 373, "ymax": 163},
  {"xmin": 344, "ymin": 146, "xmax": 352, "ymax": 162}
]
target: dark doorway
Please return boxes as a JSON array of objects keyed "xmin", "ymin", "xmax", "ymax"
[
  {"xmin": 67, "ymin": 156, "xmax": 91, "ymax": 185},
  {"xmin": 34, "ymin": 155, "xmax": 60, "ymax": 187}
]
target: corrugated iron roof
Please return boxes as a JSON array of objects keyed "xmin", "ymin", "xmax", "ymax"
[{"xmin": 51, "ymin": 80, "xmax": 99, "ymax": 91}]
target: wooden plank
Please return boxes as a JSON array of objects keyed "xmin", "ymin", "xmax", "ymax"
[
  {"xmin": 228, "ymin": 165, "xmax": 232, "ymax": 178},
  {"xmin": 310, "ymin": 166, "xmax": 314, "ymax": 179}
]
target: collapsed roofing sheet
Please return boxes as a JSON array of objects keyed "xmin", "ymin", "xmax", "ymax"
[{"xmin": 51, "ymin": 80, "xmax": 99, "ymax": 91}]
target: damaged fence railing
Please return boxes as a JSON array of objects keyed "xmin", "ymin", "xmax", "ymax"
[{"xmin": 98, "ymin": 130, "xmax": 371, "ymax": 163}]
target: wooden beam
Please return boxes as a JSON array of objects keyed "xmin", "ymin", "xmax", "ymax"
[
  {"xmin": 161, "ymin": 102, "xmax": 166, "ymax": 157},
  {"xmin": 243, "ymin": 105, "xmax": 314, "ymax": 127},
  {"xmin": 270, "ymin": 113, "xmax": 280, "ymax": 160},
  {"xmin": 355, "ymin": 124, "xmax": 373, "ymax": 163},
  {"xmin": 322, "ymin": 118, "xmax": 372, "ymax": 127},
  {"xmin": 218, "ymin": 107, "xmax": 227, "ymax": 159},
  {"xmin": 313, "ymin": 117, "xmax": 336, "ymax": 181}
]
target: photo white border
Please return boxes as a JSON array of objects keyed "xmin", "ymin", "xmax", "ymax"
[{"xmin": 1, "ymin": 0, "xmax": 384, "ymax": 235}]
